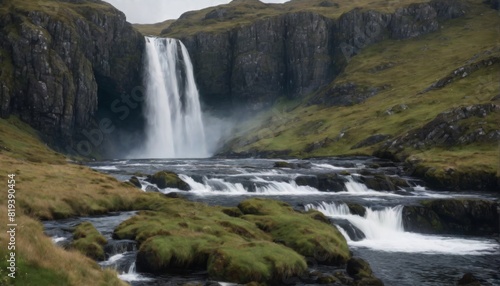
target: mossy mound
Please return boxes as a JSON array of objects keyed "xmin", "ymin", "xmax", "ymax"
[
  {"xmin": 238, "ymin": 198, "xmax": 350, "ymax": 265},
  {"xmin": 113, "ymin": 197, "xmax": 349, "ymax": 283},
  {"xmin": 147, "ymin": 171, "xmax": 190, "ymax": 190},
  {"xmin": 71, "ymin": 222, "xmax": 107, "ymax": 261},
  {"xmin": 207, "ymin": 241, "xmax": 306, "ymax": 284}
]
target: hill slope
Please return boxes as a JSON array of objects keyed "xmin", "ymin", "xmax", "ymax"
[{"xmin": 216, "ymin": 0, "xmax": 499, "ymax": 191}]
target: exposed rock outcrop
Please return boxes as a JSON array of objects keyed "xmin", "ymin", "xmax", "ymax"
[
  {"xmin": 375, "ymin": 104, "xmax": 499, "ymax": 191},
  {"xmin": 0, "ymin": 0, "xmax": 144, "ymax": 150},
  {"xmin": 167, "ymin": 0, "xmax": 466, "ymax": 113},
  {"xmin": 403, "ymin": 199, "xmax": 500, "ymax": 235}
]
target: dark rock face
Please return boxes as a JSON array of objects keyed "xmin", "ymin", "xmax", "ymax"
[
  {"xmin": 375, "ymin": 103, "xmax": 499, "ymax": 191},
  {"xmin": 172, "ymin": 0, "xmax": 466, "ymax": 113},
  {"xmin": 421, "ymin": 56, "xmax": 500, "ymax": 93},
  {"xmin": 377, "ymin": 103, "xmax": 499, "ymax": 153},
  {"xmin": 0, "ymin": 1, "xmax": 144, "ymax": 150},
  {"xmin": 351, "ymin": 134, "xmax": 391, "ymax": 149},
  {"xmin": 403, "ymin": 199, "xmax": 499, "ymax": 235},
  {"xmin": 309, "ymin": 82, "xmax": 382, "ymax": 107}
]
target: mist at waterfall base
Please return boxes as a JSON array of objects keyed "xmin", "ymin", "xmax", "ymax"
[{"xmin": 128, "ymin": 37, "xmax": 231, "ymax": 159}]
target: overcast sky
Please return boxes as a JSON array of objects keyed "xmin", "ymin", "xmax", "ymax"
[{"xmin": 104, "ymin": 0, "xmax": 290, "ymax": 24}]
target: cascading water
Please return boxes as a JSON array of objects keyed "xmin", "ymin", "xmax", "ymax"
[
  {"xmin": 139, "ymin": 37, "xmax": 208, "ymax": 158},
  {"xmin": 305, "ymin": 202, "xmax": 498, "ymax": 255}
]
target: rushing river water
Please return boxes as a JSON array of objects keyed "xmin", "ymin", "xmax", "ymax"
[{"xmin": 44, "ymin": 158, "xmax": 500, "ymax": 285}]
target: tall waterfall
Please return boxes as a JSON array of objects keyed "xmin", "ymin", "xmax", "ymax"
[{"xmin": 140, "ymin": 37, "xmax": 208, "ymax": 158}]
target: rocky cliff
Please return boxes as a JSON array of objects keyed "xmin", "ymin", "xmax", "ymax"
[
  {"xmin": 164, "ymin": 0, "xmax": 466, "ymax": 113},
  {"xmin": 0, "ymin": 0, "xmax": 144, "ymax": 151}
]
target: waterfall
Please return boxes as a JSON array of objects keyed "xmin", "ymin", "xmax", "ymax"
[
  {"xmin": 305, "ymin": 202, "xmax": 497, "ymax": 255},
  {"xmin": 140, "ymin": 37, "xmax": 208, "ymax": 158}
]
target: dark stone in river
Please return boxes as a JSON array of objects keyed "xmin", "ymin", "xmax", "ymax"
[
  {"xmin": 129, "ymin": 176, "xmax": 142, "ymax": 188},
  {"xmin": 346, "ymin": 257, "xmax": 384, "ymax": 285},
  {"xmin": 317, "ymin": 173, "xmax": 348, "ymax": 192},
  {"xmin": 104, "ymin": 239, "xmax": 137, "ymax": 258},
  {"xmin": 458, "ymin": 273, "xmax": 481, "ymax": 286},
  {"xmin": 357, "ymin": 173, "xmax": 410, "ymax": 191},
  {"xmin": 403, "ymin": 199, "xmax": 499, "ymax": 236},
  {"xmin": 336, "ymin": 219, "xmax": 366, "ymax": 241},
  {"xmin": 147, "ymin": 171, "xmax": 191, "ymax": 191},
  {"xmin": 347, "ymin": 203, "xmax": 366, "ymax": 217}
]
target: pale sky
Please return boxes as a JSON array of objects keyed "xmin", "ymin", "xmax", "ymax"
[{"xmin": 104, "ymin": 0, "xmax": 290, "ymax": 24}]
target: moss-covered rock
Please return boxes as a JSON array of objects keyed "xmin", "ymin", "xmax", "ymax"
[
  {"xmin": 207, "ymin": 241, "xmax": 307, "ymax": 284},
  {"xmin": 274, "ymin": 161, "xmax": 293, "ymax": 168},
  {"xmin": 347, "ymin": 203, "xmax": 366, "ymax": 217},
  {"xmin": 238, "ymin": 198, "xmax": 350, "ymax": 265},
  {"xmin": 346, "ymin": 257, "xmax": 384, "ymax": 286},
  {"xmin": 147, "ymin": 171, "xmax": 190, "ymax": 190},
  {"xmin": 71, "ymin": 222, "xmax": 107, "ymax": 261},
  {"xmin": 402, "ymin": 205, "xmax": 444, "ymax": 234},
  {"xmin": 113, "ymin": 197, "xmax": 349, "ymax": 284}
]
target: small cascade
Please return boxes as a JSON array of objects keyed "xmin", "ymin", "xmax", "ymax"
[
  {"xmin": 118, "ymin": 261, "xmax": 152, "ymax": 282},
  {"xmin": 178, "ymin": 175, "xmax": 322, "ymax": 195},
  {"xmin": 306, "ymin": 202, "xmax": 498, "ymax": 255},
  {"xmin": 140, "ymin": 37, "xmax": 208, "ymax": 159}
]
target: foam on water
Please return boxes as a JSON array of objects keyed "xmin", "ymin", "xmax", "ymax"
[{"xmin": 306, "ymin": 202, "xmax": 499, "ymax": 255}]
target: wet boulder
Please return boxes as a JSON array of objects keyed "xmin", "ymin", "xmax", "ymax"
[
  {"xmin": 358, "ymin": 174, "xmax": 410, "ymax": 191},
  {"xmin": 458, "ymin": 273, "xmax": 481, "ymax": 286},
  {"xmin": 104, "ymin": 239, "xmax": 137, "ymax": 258},
  {"xmin": 274, "ymin": 161, "xmax": 312, "ymax": 169},
  {"xmin": 402, "ymin": 205, "xmax": 444, "ymax": 234},
  {"xmin": 145, "ymin": 185, "xmax": 160, "ymax": 193},
  {"xmin": 403, "ymin": 199, "xmax": 499, "ymax": 235},
  {"xmin": 347, "ymin": 203, "xmax": 366, "ymax": 217},
  {"xmin": 317, "ymin": 173, "xmax": 347, "ymax": 192},
  {"xmin": 129, "ymin": 176, "xmax": 142, "ymax": 188},
  {"xmin": 346, "ymin": 257, "xmax": 384, "ymax": 285},
  {"xmin": 295, "ymin": 175, "xmax": 319, "ymax": 189},
  {"xmin": 147, "ymin": 171, "xmax": 190, "ymax": 190},
  {"xmin": 336, "ymin": 219, "xmax": 366, "ymax": 241},
  {"xmin": 71, "ymin": 222, "xmax": 107, "ymax": 261}
]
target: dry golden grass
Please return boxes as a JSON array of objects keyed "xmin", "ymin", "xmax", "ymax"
[
  {"xmin": 0, "ymin": 116, "xmax": 141, "ymax": 285},
  {"xmin": 0, "ymin": 206, "xmax": 128, "ymax": 286}
]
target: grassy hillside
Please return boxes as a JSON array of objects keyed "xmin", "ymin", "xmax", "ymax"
[
  {"xmin": 222, "ymin": 1, "xmax": 499, "ymax": 185},
  {"xmin": 133, "ymin": 19, "xmax": 175, "ymax": 36},
  {"xmin": 0, "ymin": 116, "xmax": 141, "ymax": 285}
]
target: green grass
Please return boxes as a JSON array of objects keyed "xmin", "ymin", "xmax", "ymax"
[
  {"xmin": 114, "ymin": 197, "xmax": 348, "ymax": 284},
  {"xmin": 72, "ymin": 222, "xmax": 108, "ymax": 261},
  {"xmin": 224, "ymin": 1, "xmax": 500, "ymax": 182},
  {"xmin": 0, "ymin": 258, "xmax": 70, "ymax": 286},
  {"xmin": 133, "ymin": 19, "xmax": 175, "ymax": 36}
]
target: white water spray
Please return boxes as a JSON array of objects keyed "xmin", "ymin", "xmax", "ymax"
[
  {"xmin": 306, "ymin": 202, "xmax": 498, "ymax": 255},
  {"xmin": 139, "ymin": 37, "xmax": 208, "ymax": 158}
]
